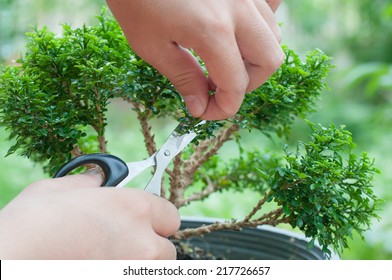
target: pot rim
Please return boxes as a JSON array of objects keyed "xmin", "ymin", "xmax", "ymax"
[{"xmin": 180, "ymin": 216, "xmax": 339, "ymax": 260}]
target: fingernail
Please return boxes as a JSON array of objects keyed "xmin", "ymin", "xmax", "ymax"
[{"xmin": 183, "ymin": 95, "xmax": 205, "ymax": 117}]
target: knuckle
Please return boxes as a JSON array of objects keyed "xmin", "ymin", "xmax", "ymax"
[
  {"xmin": 133, "ymin": 198, "xmax": 153, "ymax": 218},
  {"xmin": 213, "ymin": 18, "xmax": 230, "ymax": 32},
  {"xmin": 206, "ymin": 18, "xmax": 232, "ymax": 39},
  {"xmin": 119, "ymin": 190, "xmax": 153, "ymax": 217}
]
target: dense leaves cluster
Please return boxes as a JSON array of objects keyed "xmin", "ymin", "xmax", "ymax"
[
  {"xmin": 0, "ymin": 12, "xmax": 130, "ymax": 171},
  {"xmin": 239, "ymin": 47, "xmax": 332, "ymax": 137},
  {"xmin": 269, "ymin": 122, "xmax": 381, "ymax": 255}
]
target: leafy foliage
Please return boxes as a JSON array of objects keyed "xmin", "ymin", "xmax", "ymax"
[
  {"xmin": 0, "ymin": 9, "xmax": 381, "ymax": 258},
  {"xmin": 236, "ymin": 47, "xmax": 332, "ymax": 137},
  {"xmin": 269, "ymin": 122, "xmax": 381, "ymax": 255},
  {"xmin": 0, "ymin": 13, "xmax": 132, "ymax": 172},
  {"xmin": 193, "ymin": 149, "xmax": 281, "ymax": 194}
]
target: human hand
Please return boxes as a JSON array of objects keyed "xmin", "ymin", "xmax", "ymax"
[
  {"xmin": 0, "ymin": 172, "xmax": 180, "ymax": 259},
  {"xmin": 106, "ymin": 0, "xmax": 284, "ymax": 120}
]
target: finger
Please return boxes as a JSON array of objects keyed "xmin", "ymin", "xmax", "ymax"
[
  {"xmin": 122, "ymin": 190, "xmax": 181, "ymax": 237},
  {"xmin": 152, "ymin": 236, "xmax": 178, "ymax": 260},
  {"xmin": 148, "ymin": 193, "xmax": 181, "ymax": 237},
  {"xmin": 96, "ymin": 188, "xmax": 180, "ymax": 238},
  {"xmin": 143, "ymin": 43, "xmax": 210, "ymax": 118},
  {"xmin": 253, "ymin": 0, "xmax": 282, "ymax": 42},
  {"xmin": 125, "ymin": 233, "xmax": 177, "ymax": 260},
  {"xmin": 193, "ymin": 31, "xmax": 249, "ymax": 120},
  {"xmin": 265, "ymin": 0, "xmax": 282, "ymax": 13},
  {"xmin": 236, "ymin": 2, "xmax": 284, "ymax": 92}
]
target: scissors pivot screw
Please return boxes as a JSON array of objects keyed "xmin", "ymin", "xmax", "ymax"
[{"xmin": 164, "ymin": 150, "xmax": 171, "ymax": 156}]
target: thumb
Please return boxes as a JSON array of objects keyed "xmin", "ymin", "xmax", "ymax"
[
  {"xmin": 51, "ymin": 169, "xmax": 104, "ymax": 189},
  {"xmin": 147, "ymin": 43, "xmax": 210, "ymax": 118}
]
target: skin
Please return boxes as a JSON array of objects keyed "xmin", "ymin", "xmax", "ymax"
[
  {"xmin": 0, "ymin": 173, "xmax": 180, "ymax": 259},
  {"xmin": 106, "ymin": 0, "xmax": 284, "ymax": 120}
]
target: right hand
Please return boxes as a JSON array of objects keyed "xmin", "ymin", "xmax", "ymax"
[{"xmin": 107, "ymin": 0, "xmax": 284, "ymax": 120}]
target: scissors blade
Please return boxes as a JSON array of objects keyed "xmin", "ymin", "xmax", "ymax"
[
  {"xmin": 173, "ymin": 120, "xmax": 206, "ymax": 153},
  {"xmin": 144, "ymin": 121, "xmax": 204, "ymax": 195}
]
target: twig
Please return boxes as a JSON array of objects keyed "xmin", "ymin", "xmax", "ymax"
[
  {"xmin": 168, "ymin": 153, "xmax": 185, "ymax": 206},
  {"xmin": 97, "ymin": 135, "xmax": 107, "ymax": 153},
  {"xmin": 172, "ymin": 207, "xmax": 287, "ymax": 240},
  {"xmin": 254, "ymin": 208, "xmax": 285, "ymax": 225},
  {"xmin": 130, "ymin": 101, "xmax": 156, "ymax": 156},
  {"xmin": 71, "ymin": 145, "xmax": 96, "ymax": 169},
  {"xmin": 71, "ymin": 145, "xmax": 83, "ymax": 157},
  {"xmin": 183, "ymin": 123, "xmax": 240, "ymax": 181},
  {"xmin": 177, "ymin": 175, "xmax": 218, "ymax": 208},
  {"xmin": 243, "ymin": 192, "xmax": 269, "ymax": 223}
]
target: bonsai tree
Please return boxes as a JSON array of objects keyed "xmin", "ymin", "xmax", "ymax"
[{"xmin": 0, "ymin": 10, "xmax": 381, "ymax": 258}]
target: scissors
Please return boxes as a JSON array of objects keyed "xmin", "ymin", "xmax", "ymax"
[{"xmin": 53, "ymin": 122, "xmax": 202, "ymax": 196}]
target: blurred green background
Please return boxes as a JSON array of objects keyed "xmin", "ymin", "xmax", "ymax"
[{"xmin": 0, "ymin": 0, "xmax": 391, "ymax": 259}]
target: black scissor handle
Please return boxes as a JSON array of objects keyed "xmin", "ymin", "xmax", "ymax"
[{"xmin": 53, "ymin": 154, "xmax": 129, "ymax": 187}]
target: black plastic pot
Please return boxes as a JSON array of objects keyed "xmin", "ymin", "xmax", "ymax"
[{"xmin": 177, "ymin": 217, "xmax": 330, "ymax": 260}]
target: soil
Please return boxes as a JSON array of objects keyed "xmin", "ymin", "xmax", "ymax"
[{"xmin": 174, "ymin": 240, "xmax": 223, "ymax": 260}]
